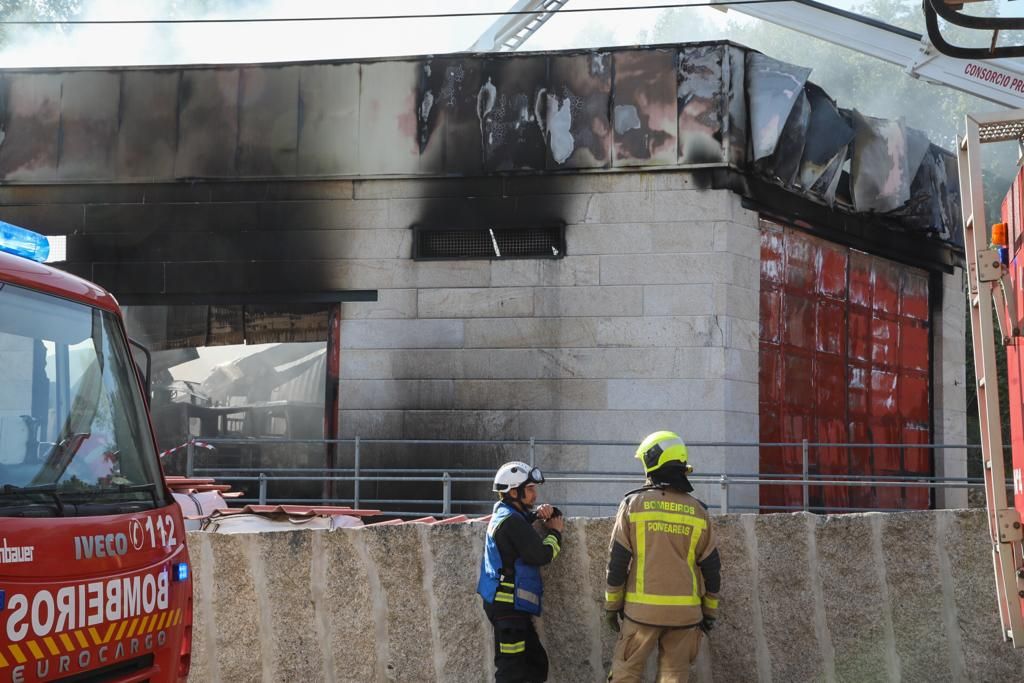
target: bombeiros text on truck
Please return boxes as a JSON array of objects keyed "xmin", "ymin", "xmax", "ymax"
[{"xmin": 0, "ymin": 222, "xmax": 193, "ymax": 682}]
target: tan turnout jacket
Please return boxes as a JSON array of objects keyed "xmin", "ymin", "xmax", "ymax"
[{"xmin": 605, "ymin": 485, "xmax": 719, "ymax": 627}]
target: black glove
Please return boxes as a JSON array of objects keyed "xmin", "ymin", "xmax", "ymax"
[
  {"xmin": 604, "ymin": 610, "xmax": 622, "ymax": 632},
  {"xmin": 551, "ymin": 506, "xmax": 563, "ymax": 518},
  {"xmin": 699, "ymin": 616, "xmax": 716, "ymax": 634}
]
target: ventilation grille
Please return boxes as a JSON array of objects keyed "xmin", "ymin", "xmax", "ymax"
[{"xmin": 414, "ymin": 226, "xmax": 564, "ymax": 260}]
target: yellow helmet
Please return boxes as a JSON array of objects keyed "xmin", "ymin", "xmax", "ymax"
[{"xmin": 636, "ymin": 431, "xmax": 692, "ymax": 475}]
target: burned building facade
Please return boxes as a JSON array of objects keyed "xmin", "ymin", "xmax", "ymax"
[{"xmin": 0, "ymin": 42, "xmax": 965, "ymax": 512}]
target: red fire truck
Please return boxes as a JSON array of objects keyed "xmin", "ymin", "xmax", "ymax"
[{"xmin": 0, "ymin": 224, "xmax": 192, "ymax": 681}]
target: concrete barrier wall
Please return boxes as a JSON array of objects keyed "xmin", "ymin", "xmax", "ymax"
[{"xmin": 187, "ymin": 509, "xmax": 1024, "ymax": 682}]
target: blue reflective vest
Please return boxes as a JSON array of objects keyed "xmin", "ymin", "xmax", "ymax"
[{"xmin": 476, "ymin": 501, "xmax": 544, "ymax": 615}]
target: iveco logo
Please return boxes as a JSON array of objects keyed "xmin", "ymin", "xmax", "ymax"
[
  {"xmin": 129, "ymin": 519, "xmax": 145, "ymax": 550},
  {"xmin": 74, "ymin": 533, "xmax": 129, "ymax": 560}
]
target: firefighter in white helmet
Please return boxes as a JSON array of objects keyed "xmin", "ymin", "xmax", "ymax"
[
  {"xmin": 604, "ymin": 431, "xmax": 722, "ymax": 682},
  {"xmin": 477, "ymin": 461, "xmax": 564, "ymax": 682}
]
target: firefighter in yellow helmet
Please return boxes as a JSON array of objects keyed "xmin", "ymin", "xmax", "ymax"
[{"xmin": 603, "ymin": 431, "xmax": 721, "ymax": 682}]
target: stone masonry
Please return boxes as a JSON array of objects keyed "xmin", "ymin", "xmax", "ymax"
[{"xmin": 188, "ymin": 509, "xmax": 1023, "ymax": 682}]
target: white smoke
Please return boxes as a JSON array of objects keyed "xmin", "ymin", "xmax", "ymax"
[{"xmin": 0, "ymin": 0, "xmax": 504, "ymax": 67}]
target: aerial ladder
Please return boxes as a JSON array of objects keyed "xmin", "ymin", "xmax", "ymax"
[
  {"xmin": 959, "ymin": 110, "xmax": 1024, "ymax": 647},
  {"xmin": 472, "ymin": 0, "xmax": 1024, "ymax": 107}
]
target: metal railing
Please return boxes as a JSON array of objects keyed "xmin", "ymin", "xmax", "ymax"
[{"xmin": 173, "ymin": 436, "xmax": 990, "ymax": 517}]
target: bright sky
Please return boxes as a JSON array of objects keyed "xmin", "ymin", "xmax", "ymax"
[{"xmin": 0, "ymin": 0, "xmax": 749, "ymax": 67}]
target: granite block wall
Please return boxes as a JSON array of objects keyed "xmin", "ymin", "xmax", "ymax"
[{"xmin": 187, "ymin": 509, "xmax": 1024, "ymax": 682}]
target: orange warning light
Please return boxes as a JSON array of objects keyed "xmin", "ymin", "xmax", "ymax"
[{"xmin": 992, "ymin": 222, "xmax": 1009, "ymax": 247}]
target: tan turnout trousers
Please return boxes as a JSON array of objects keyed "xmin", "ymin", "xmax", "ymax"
[{"xmin": 609, "ymin": 618, "xmax": 702, "ymax": 683}]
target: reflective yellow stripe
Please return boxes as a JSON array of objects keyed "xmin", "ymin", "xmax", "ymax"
[
  {"xmin": 542, "ymin": 535, "xmax": 561, "ymax": 559},
  {"xmin": 115, "ymin": 620, "xmax": 130, "ymax": 641},
  {"xmin": 626, "ymin": 591, "xmax": 702, "ymax": 606},
  {"xmin": 499, "ymin": 641, "xmax": 526, "ymax": 654},
  {"xmin": 629, "ymin": 511, "xmax": 707, "ymax": 528},
  {"xmin": 629, "ymin": 509, "xmax": 704, "ymax": 607},
  {"xmin": 173, "ymin": 609, "xmax": 182, "ymax": 626},
  {"xmin": 0, "ymin": 649, "xmax": 8, "ymax": 668},
  {"xmin": 43, "ymin": 638, "xmax": 60, "ymax": 656},
  {"xmin": 25, "ymin": 641, "xmax": 44, "ymax": 660},
  {"xmin": 88, "ymin": 627, "xmax": 103, "ymax": 646},
  {"xmin": 73, "ymin": 631, "xmax": 89, "ymax": 649},
  {"xmin": 635, "ymin": 518, "xmax": 647, "ymax": 595},
  {"xmin": 494, "ymin": 594, "xmax": 514, "ymax": 603},
  {"xmin": 703, "ymin": 596, "xmax": 720, "ymax": 609},
  {"xmin": 500, "ymin": 582, "xmax": 514, "ymax": 588},
  {"xmin": 688, "ymin": 526, "xmax": 703, "ymax": 599},
  {"xmin": 126, "ymin": 618, "xmax": 140, "ymax": 638},
  {"xmin": 8, "ymin": 645, "xmax": 27, "ymax": 665},
  {"xmin": 605, "ymin": 590, "xmax": 624, "ymax": 602},
  {"xmin": 59, "ymin": 634, "xmax": 75, "ymax": 653},
  {"xmin": 101, "ymin": 623, "xmax": 117, "ymax": 643},
  {"xmin": 137, "ymin": 616, "xmax": 150, "ymax": 634}
]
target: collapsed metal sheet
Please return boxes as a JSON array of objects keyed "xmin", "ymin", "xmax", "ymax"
[
  {"xmin": 759, "ymin": 88, "xmax": 810, "ymax": 186},
  {"xmin": 797, "ymin": 84, "xmax": 853, "ymax": 192},
  {"xmin": 677, "ymin": 44, "xmax": 727, "ymax": 166},
  {"xmin": 544, "ymin": 52, "xmax": 612, "ymax": 169},
  {"xmin": 850, "ymin": 112, "xmax": 912, "ymax": 214},
  {"xmin": 613, "ymin": 49, "xmax": 677, "ymax": 167},
  {"xmin": 747, "ymin": 53, "xmax": 811, "ymax": 162},
  {"xmin": 888, "ymin": 144, "xmax": 961, "ymax": 242}
]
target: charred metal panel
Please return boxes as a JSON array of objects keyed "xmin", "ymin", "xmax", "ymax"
[
  {"xmin": 725, "ymin": 45, "xmax": 747, "ymax": 170},
  {"xmin": 612, "ymin": 49, "xmax": 677, "ymax": 167},
  {"xmin": 428, "ymin": 58, "xmax": 484, "ymax": 175},
  {"xmin": 237, "ymin": 66, "xmax": 299, "ymax": 177},
  {"xmin": 758, "ymin": 89, "xmax": 809, "ymax": 186},
  {"xmin": 544, "ymin": 52, "xmax": 612, "ymax": 169},
  {"xmin": 479, "ymin": 56, "xmax": 547, "ymax": 172},
  {"xmin": 850, "ymin": 112, "xmax": 911, "ymax": 214},
  {"xmin": 677, "ymin": 44, "xmax": 726, "ymax": 166},
  {"xmin": 797, "ymin": 85, "xmax": 852, "ymax": 197},
  {"xmin": 175, "ymin": 68, "xmax": 240, "ymax": 178},
  {"xmin": 297, "ymin": 64, "xmax": 360, "ymax": 176},
  {"xmin": 58, "ymin": 71, "xmax": 120, "ymax": 180},
  {"xmin": 747, "ymin": 53, "xmax": 810, "ymax": 162},
  {"xmin": 116, "ymin": 71, "xmax": 179, "ymax": 180},
  {"xmin": 0, "ymin": 73, "xmax": 61, "ymax": 181},
  {"xmin": 360, "ymin": 61, "xmax": 442, "ymax": 175}
]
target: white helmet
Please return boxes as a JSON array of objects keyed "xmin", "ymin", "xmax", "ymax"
[{"xmin": 492, "ymin": 461, "xmax": 545, "ymax": 493}]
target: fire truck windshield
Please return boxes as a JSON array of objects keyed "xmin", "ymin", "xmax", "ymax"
[{"xmin": 0, "ymin": 283, "xmax": 165, "ymax": 516}]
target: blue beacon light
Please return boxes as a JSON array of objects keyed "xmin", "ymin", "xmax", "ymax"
[
  {"xmin": 0, "ymin": 220, "xmax": 50, "ymax": 263},
  {"xmin": 174, "ymin": 562, "xmax": 189, "ymax": 582}
]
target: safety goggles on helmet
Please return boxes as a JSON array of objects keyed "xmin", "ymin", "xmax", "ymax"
[
  {"xmin": 636, "ymin": 431, "xmax": 692, "ymax": 475},
  {"xmin": 492, "ymin": 461, "xmax": 545, "ymax": 493}
]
